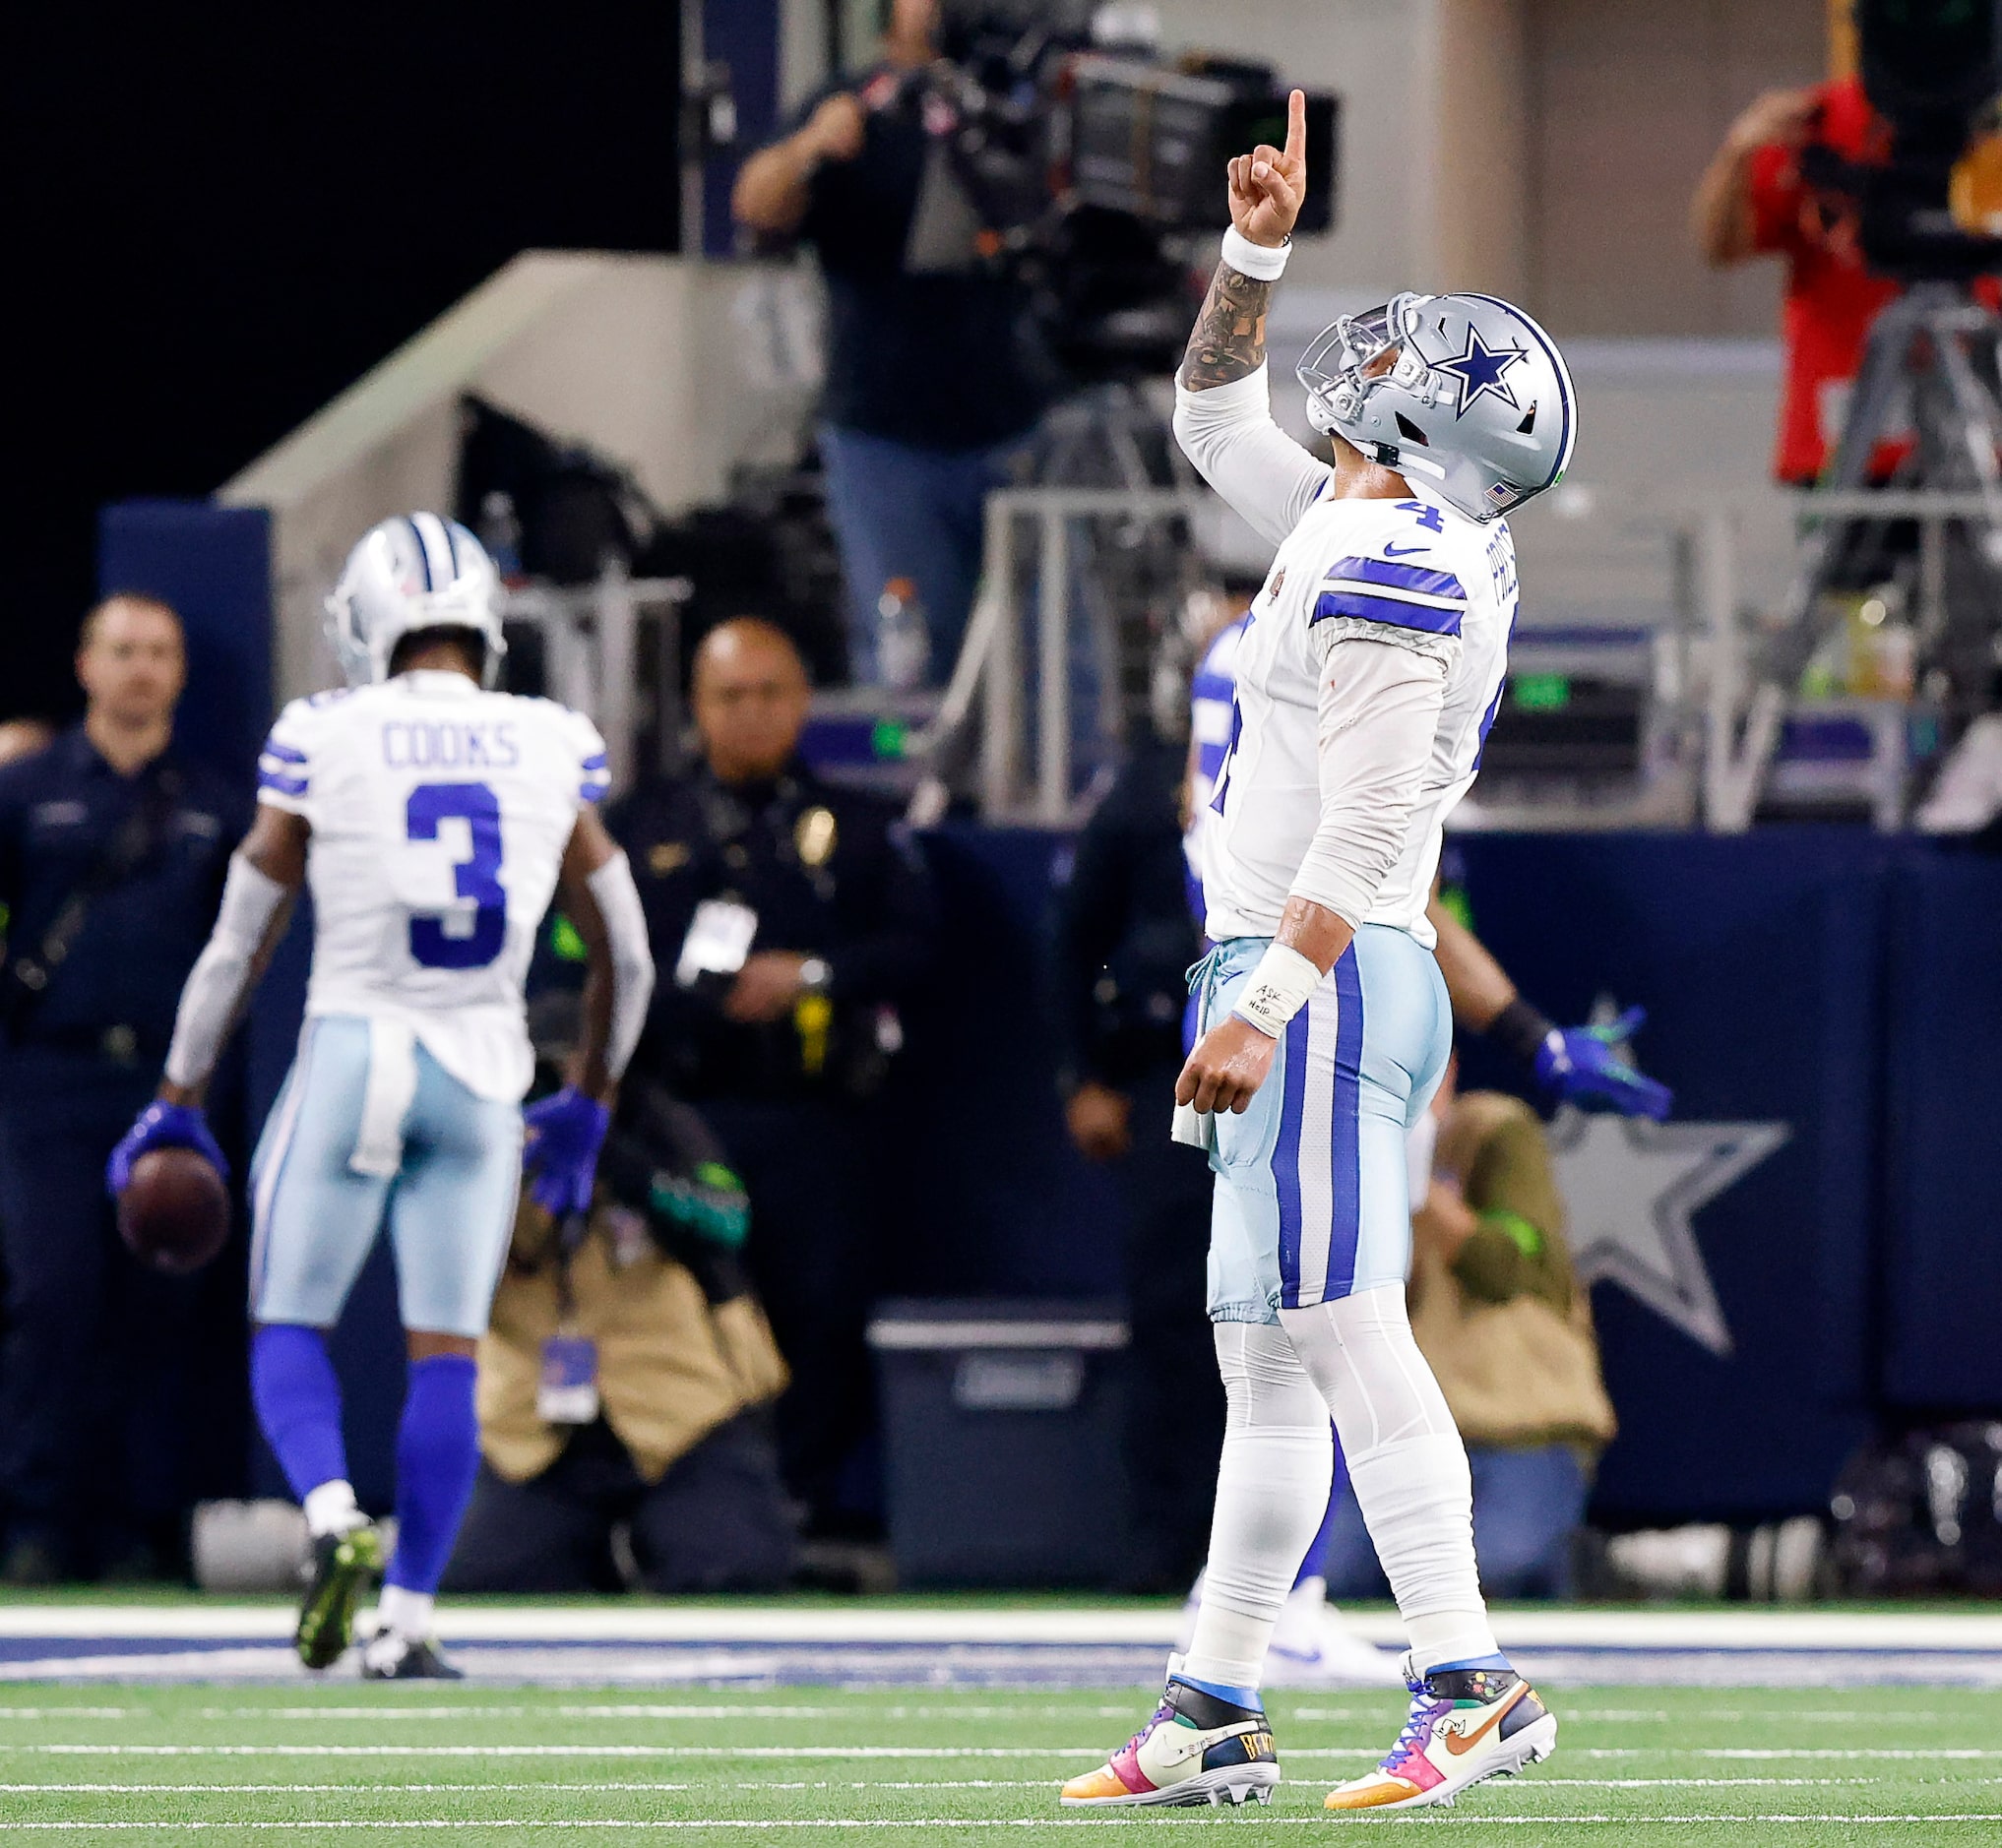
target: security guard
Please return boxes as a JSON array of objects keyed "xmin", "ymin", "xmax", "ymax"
[
  {"xmin": 608, "ymin": 617, "xmax": 935, "ymax": 1536},
  {"xmin": 1051, "ymin": 715, "xmax": 1221, "ymax": 1592},
  {"xmin": 0, "ymin": 595, "xmax": 249, "ymax": 1582}
]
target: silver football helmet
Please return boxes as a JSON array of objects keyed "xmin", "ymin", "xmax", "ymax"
[
  {"xmin": 1297, "ymin": 291, "xmax": 1576, "ymax": 523},
  {"xmin": 325, "ymin": 512, "xmax": 507, "ymax": 688}
]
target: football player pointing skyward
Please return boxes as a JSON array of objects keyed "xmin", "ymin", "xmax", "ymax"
[
  {"xmin": 108, "ymin": 514, "xmax": 655, "ymax": 1678},
  {"xmin": 1063, "ymin": 93, "xmax": 1571, "ymax": 1814}
]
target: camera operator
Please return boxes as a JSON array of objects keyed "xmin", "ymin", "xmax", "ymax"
[
  {"xmin": 1693, "ymin": 69, "xmax": 2002, "ymax": 488},
  {"xmin": 1694, "ymin": 77, "xmax": 1907, "ymax": 487},
  {"xmin": 732, "ymin": 0, "xmax": 1052, "ymax": 688}
]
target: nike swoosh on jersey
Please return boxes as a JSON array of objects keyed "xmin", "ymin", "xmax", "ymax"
[
  {"xmin": 1383, "ymin": 542, "xmax": 1431, "ymax": 557},
  {"xmin": 1442, "ymin": 1683, "xmax": 1530, "ymax": 1756}
]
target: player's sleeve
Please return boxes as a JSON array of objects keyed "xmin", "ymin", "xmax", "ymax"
[
  {"xmin": 1173, "ymin": 365, "xmax": 1335, "ymax": 548},
  {"xmin": 1304, "ymin": 535, "xmax": 1469, "ymax": 671},
  {"xmin": 256, "ymin": 699, "xmax": 325, "ymax": 823},
  {"xmin": 1286, "ymin": 635, "xmax": 1448, "ymax": 932},
  {"xmin": 552, "ymin": 706, "xmax": 612, "ymax": 809}
]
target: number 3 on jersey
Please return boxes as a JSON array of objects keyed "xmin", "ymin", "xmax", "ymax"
[{"xmin": 407, "ymin": 782, "xmax": 506, "ymax": 969}]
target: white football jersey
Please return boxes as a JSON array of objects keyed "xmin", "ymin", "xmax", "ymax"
[
  {"xmin": 258, "ymin": 670, "xmax": 610, "ymax": 1103},
  {"xmin": 1202, "ymin": 492, "xmax": 1518, "ymax": 950}
]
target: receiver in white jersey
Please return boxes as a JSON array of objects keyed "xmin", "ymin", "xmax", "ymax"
[
  {"xmin": 257, "ymin": 669, "xmax": 611, "ymax": 1106},
  {"xmin": 1201, "ymin": 491, "xmax": 1515, "ymax": 953}
]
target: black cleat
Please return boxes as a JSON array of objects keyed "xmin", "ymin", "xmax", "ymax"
[
  {"xmin": 361, "ymin": 1632, "xmax": 464, "ymax": 1681},
  {"xmin": 294, "ymin": 1524, "xmax": 383, "ymax": 1672}
]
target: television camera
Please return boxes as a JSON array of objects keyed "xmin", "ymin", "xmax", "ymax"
[{"xmin": 908, "ymin": 1, "xmax": 1339, "ymax": 380}]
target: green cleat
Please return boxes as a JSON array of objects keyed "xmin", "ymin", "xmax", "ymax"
[{"xmin": 294, "ymin": 1524, "xmax": 383, "ymax": 1671}]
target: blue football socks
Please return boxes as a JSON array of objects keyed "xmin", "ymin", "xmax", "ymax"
[
  {"xmin": 1177, "ymin": 1673, "xmax": 1263, "ymax": 1708},
  {"xmin": 385, "ymin": 1353, "xmax": 480, "ymax": 1595},
  {"xmin": 250, "ymin": 1324, "xmax": 347, "ymax": 1501}
]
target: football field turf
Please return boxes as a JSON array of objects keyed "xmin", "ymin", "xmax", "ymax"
[{"xmin": 1, "ymin": 1683, "xmax": 1997, "ymax": 1844}]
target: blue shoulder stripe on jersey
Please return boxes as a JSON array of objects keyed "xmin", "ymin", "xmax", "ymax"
[
  {"xmin": 581, "ymin": 752, "xmax": 609, "ymax": 770},
  {"xmin": 1307, "ymin": 475, "xmax": 1331, "ymax": 505},
  {"xmin": 1311, "ymin": 588, "xmax": 1463, "ymax": 637},
  {"xmin": 1190, "ymin": 672, "xmax": 1235, "ymax": 705},
  {"xmin": 261, "ymin": 739, "xmax": 308, "ymax": 765},
  {"xmin": 1324, "ymin": 555, "xmax": 1467, "ymax": 601},
  {"xmin": 259, "ymin": 769, "xmax": 309, "ymax": 797},
  {"xmin": 579, "ymin": 782, "xmax": 607, "ymax": 804}
]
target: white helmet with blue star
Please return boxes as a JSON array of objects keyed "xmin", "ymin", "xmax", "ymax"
[
  {"xmin": 1296, "ymin": 291, "xmax": 1576, "ymax": 524},
  {"xmin": 324, "ymin": 512, "xmax": 508, "ymax": 688}
]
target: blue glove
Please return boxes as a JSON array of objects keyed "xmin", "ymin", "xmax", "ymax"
[
  {"xmin": 105, "ymin": 1100, "xmax": 230, "ymax": 1197},
  {"xmin": 1533, "ymin": 1007, "xmax": 1674, "ymax": 1122},
  {"xmin": 521, "ymin": 1086, "xmax": 611, "ymax": 1218}
]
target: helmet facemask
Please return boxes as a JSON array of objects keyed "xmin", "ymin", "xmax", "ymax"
[{"xmin": 1298, "ymin": 293, "xmax": 1447, "ymax": 443}]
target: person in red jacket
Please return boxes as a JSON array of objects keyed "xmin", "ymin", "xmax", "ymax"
[{"xmin": 1694, "ymin": 75, "xmax": 2001, "ymax": 486}]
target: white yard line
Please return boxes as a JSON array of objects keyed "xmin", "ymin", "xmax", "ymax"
[
  {"xmin": 0, "ymin": 1776, "xmax": 1939, "ymax": 1795},
  {"xmin": 0, "ymin": 1709, "xmax": 128, "ymax": 1719},
  {"xmin": 6, "ymin": 1605, "xmax": 2002, "ymax": 1651},
  {"xmin": 191, "ymin": 1707, "xmax": 1139, "ymax": 1723},
  {"xmin": 13, "ymin": 1744, "xmax": 2002, "ymax": 1761},
  {"xmin": 4, "ymin": 1816, "xmax": 2002, "ymax": 1831}
]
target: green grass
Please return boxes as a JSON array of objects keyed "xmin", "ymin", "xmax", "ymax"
[{"xmin": 0, "ymin": 1683, "xmax": 1996, "ymax": 1844}]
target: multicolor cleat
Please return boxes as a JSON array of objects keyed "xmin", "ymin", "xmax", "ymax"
[
  {"xmin": 1061, "ymin": 1664, "xmax": 1280, "ymax": 1809},
  {"xmin": 1324, "ymin": 1658, "xmax": 1556, "ymax": 1813},
  {"xmin": 294, "ymin": 1523, "xmax": 383, "ymax": 1672}
]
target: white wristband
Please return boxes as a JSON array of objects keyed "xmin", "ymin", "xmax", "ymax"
[
  {"xmin": 1221, "ymin": 225, "xmax": 1290, "ymax": 280},
  {"xmin": 1230, "ymin": 942, "xmax": 1322, "ymax": 1038}
]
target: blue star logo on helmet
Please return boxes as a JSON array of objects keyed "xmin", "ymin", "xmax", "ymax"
[{"xmin": 1436, "ymin": 322, "xmax": 1528, "ymax": 419}]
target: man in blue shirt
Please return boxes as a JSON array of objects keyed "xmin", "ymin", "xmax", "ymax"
[{"xmin": 0, "ymin": 595, "xmax": 248, "ymax": 1582}]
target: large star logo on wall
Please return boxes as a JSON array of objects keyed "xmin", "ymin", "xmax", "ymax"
[
  {"xmin": 1435, "ymin": 323, "xmax": 1528, "ymax": 418},
  {"xmin": 1547, "ymin": 1108, "xmax": 1790, "ymax": 1358}
]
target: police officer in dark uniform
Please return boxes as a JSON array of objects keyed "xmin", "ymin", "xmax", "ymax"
[
  {"xmin": 608, "ymin": 617, "xmax": 935, "ymax": 1535},
  {"xmin": 0, "ymin": 595, "xmax": 249, "ymax": 1581},
  {"xmin": 1052, "ymin": 711, "xmax": 1223, "ymax": 1592}
]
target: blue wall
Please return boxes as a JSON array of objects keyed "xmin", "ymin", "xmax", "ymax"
[{"xmin": 240, "ymin": 825, "xmax": 2002, "ymax": 1527}]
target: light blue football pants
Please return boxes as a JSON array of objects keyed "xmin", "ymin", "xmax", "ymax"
[
  {"xmin": 1198, "ymin": 926, "xmax": 1452, "ymax": 1324},
  {"xmin": 248, "ymin": 1016, "xmax": 523, "ymax": 1337}
]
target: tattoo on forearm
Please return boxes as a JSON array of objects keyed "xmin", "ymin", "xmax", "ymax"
[{"xmin": 1181, "ymin": 263, "xmax": 1273, "ymax": 391}]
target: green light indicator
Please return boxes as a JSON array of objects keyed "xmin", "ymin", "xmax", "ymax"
[
  {"xmin": 1514, "ymin": 674, "xmax": 1572, "ymax": 711},
  {"xmin": 871, "ymin": 718, "xmax": 907, "ymax": 761}
]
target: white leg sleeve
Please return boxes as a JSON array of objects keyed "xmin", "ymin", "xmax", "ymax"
[
  {"xmin": 1280, "ymin": 1283, "xmax": 1499, "ymax": 1676},
  {"xmin": 1181, "ymin": 1323, "xmax": 1334, "ymax": 1694}
]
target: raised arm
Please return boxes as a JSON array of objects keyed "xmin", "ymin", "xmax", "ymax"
[
  {"xmin": 1171, "ymin": 90, "xmax": 1333, "ymax": 546},
  {"xmin": 1690, "ymin": 87, "xmax": 1817, "ymax": 269},
  {"xmin": 732, "ymin": 92, "xmax": 866, "ymax": 236}
]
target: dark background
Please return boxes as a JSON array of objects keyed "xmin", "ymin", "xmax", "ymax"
[{"xmin": 7, "ymin": 2, "xmax": 685, "ymax": 722}]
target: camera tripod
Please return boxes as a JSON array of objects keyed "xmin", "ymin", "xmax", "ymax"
[{"xmin": 1719, "ymin": 281, "xmax": 2002, "ymax": 827}]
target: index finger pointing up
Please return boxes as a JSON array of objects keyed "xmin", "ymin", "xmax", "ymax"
[{"xmin": 1283, "ymin": 88, "xmax": 1306, "ymax": 166}]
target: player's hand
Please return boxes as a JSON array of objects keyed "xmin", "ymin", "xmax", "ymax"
[
  {"xmin": 1533, "ymin": 1007, "xmax": 1673, "ymax": 1122},
  {"xmin": 106, "ymin": 1100, "xmax": 229, "ymax": 1197},
  {"xmin": 1724, "ymin": 87, "xmax": 1818, "ymax": 157},
  {"xmin": 723, "ymin": 952, "xmax": 809, "ymax": 1023},
  {"xmin": 1065, "ymin": 1080, "xmax": 1132, "ymax": 1161},
  {"xmin": 522, "ymin": 1085, "xmax": 611, "ymax": 1218},
  {"xmin": 803, "ymin": 92, "xmax": 866, "ymax": 164},
  {"xmin": 1228, "ymin": 88, "xmax": 1308, "ymax": 249},
  {"xmin": 1176, "ymin": 1015, "xmax": 1279, "ymax": 1116}
]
